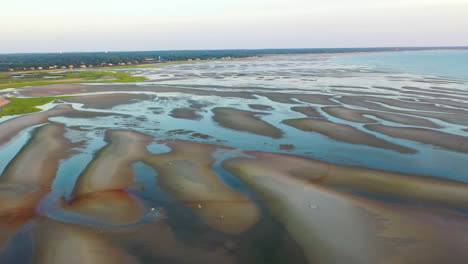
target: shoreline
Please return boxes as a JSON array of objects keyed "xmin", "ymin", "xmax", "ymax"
[{"xmin": 4, "ymin": 47, "xmax": 467, "ymax": 74}]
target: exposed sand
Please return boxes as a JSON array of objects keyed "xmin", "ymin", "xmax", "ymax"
[
  {"xmin": 0, "ymin": 124, "xmax": 74, "ymax": 248},
  {"xmin": 282, "ymin": 118, "xmax": 415, "ymax": 153},
  {"xmin": 291, "ymin": 106, "xmax": 323, "ymax": 118},
  {"xmin": 169, "ymin": 108, "xmax": 202, "ymax": 120},
  {"xmin": 222, "ymin": 156, "xmax": 383, "ymax": 263},
  {"xmin": 212, "ymin": 107, "xmax": 283, "ymax": 139},
  {"xmin": 323, "ymin": 106, "xmax": 440, "ymax": 128},
  {"xmin": 144, "ymin": 140, "xmax": 261, "ymax": 234},
  {"xmin": 30, "ymin": 220, "xmax": 141, "ymax": 264},
  {"xmin": 262, "ymin": 93, "xmax": 338, "ymax": 105},
  {"xmin": 0, "ymin": 123, "xmax": 74, "ymax": 186},
  {"xmin": 72, "ymin": 130, "xmax": 153, "ymax": 196},
  {"xmin": 365, "ymin": 124, "xmax": 468, "ymax": 153},
  {"xmin": 62, "ymin": 93, "xmax": 155, "ymax": 109},
  {"xmin": 223, "ymin": 152, "xmax": 468, "ymax": 263},
  {"xmin": 223, "ymin": 151, "xmax": 468, "ymax": 208}
]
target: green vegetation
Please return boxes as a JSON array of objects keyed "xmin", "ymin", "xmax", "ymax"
[
  {"xmin": 0, "ymin": 70, "xmax": 147, "ymax": 90},
  {"xmin": 0, "ymin": 96, "xmax": 72, "ymax": 117}
]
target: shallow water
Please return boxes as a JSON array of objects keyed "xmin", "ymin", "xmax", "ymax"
[{"xmin": 0, "ymin": 52, "xmax": 468, "ymax": 263}]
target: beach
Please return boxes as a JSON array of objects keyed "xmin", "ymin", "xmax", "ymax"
[{"xmin": 0, "ymin": 51, "xmax": 467, "ymax": 263}]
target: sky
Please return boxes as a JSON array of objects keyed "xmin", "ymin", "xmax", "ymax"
[{"xmin": 1, "ymin": 0, "xmax": 468, "ymax": 53}]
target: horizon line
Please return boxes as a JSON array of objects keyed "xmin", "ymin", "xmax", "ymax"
[{"xmin": 1, "ymin": 46, "xmax": 468, "ymax": 55}]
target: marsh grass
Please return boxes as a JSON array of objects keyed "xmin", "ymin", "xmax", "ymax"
[
  {"xmin": 0, "ymin": 96, "xmax": 73, "ymax": 117},
  {"xmin": 0, "ymin": 70, "xmax": 147, "ymax": 90}
]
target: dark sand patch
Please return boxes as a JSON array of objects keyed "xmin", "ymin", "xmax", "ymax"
[
  {"xmin": 72, "ymin": 130, "xmax": 153, "ymax": 197},
  {"xmin": 62, "ymin": 93, "xmax": 155, "ymax": 109},
  {"xmin": 248, "ymin": 104, "xmax": 273, "ymax": 111},
  {"xmin": 212, "ymin": 107, "xmax": 283, "ymax": 139},
  {"xmin": 279, "ymin": 144, "xmax": 295, "ymax": 151},
  {"xmin": 291, "ymin": 106, "xmax": 322, "ymax": 118},
  {"xmin": 323, "ymin": 106, "xmax": 440, "ymax": 128},
  {"xmin": 282, "ymin": 118, "xmax": 415, "ymax": 153},
  {"xmin": 169, "ymin": 108, "xmax": 202, "ymax": 120},
  {"xmin": 144, "ymin": 140, "xmax": 260, "ymax": 234},
  {"xmin": 365, "ymin": 124, "xmax": 468, "ymax": 153},
  {"xmin": 167, "ymin": 129, "xmax": 214, "ymax": 139}
]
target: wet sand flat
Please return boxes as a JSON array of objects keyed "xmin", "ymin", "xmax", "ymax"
[
  {"xmin": 62, "ymin": 93, "xmax": 156, "ymax": 109},
  {"xmin": 72, "ymin": 130, "xmax": 152, "ymax": 196},
  {"xmin": 144, "ymin": 140, "xmax": 261, "ymax": 234},
  {"xmin": 0, "ymin": 124, "xmax": 74, "ymax": 248},
  {"xmin": 223, "ymin": 151, "xmax": 468, "ymax": 208},
  {"xmin": 212, "ymin": 107, "xmax": 283, "ymax": 139},
  {"xmin": 323, "ymin": 106, "xmax": 440, "ymax": 128},
  {"xmin": 0, "ymin": 123, "xmax": 74, "ymax": 186},
  {"xmin": 365, "ymin": 124, "xmax": 468, "ymax": 153},
  {"xmin": 291, "ymin": 106, "xmax": 323, "ymax": 118},
  {"xmin": 222, "ymin": 152, "xmax": 468, "ymax": 263},
  {"xmin": 282, "ymin": 118, "xmax": 415, "ymax": 153},
  {"xmin": 8, "ymin": 83, "xmax": 257, "ymax": 99},
  {"xmin": 337, "ymin": 95, "xmax": 468, "ymax": 115}
]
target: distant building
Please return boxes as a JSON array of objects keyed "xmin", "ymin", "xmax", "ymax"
[
  {"xmin": 108, "ymin": 63, "xmax": 113, "ymax": 66},
  {"xmin": 8, "ymin": 68, "xmax": 14, "ymax": 72},
  {"xmin": 49, "ymin": 65, "xmax": 57, "ymax": 69},
  {"xmin": 118, "ymin": 62, "xmax": 126, "ymax": 66},
  {"xmin": 188, "ymin": 59, "xmax": 193, "ymax": 61},
  {"xmin": 69, "ymin": 65, "xmax": 74, "ymax": 69},
  {"xmin": 61, "ymin": 66, "xmax": 67, "ymax": 69},
  {"xmin": 80, "ymin": 65, "xmax": 87, "ymax": 68},
  {"xmin": 29, "ymin": 67, "xmax": 35, "ymax": 70},
  {"xmin": 127, "ymin": 62, "xmax": 132, "ymax": 65},
  {"xmin": 88, "ymin": 65, "xmax": 93, "ymax": 68},
  {"xmin": 37, "ymin": 67, "xmax": 43, "ymax": 70},
  {"xmin": 195, "ymin": 58, "xmax": 201, "ymax": 61}
]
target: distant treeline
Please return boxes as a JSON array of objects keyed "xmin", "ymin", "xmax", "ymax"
[{"xmin": 1, "ymin": 47, "xmax": 467, "ymax": 72}]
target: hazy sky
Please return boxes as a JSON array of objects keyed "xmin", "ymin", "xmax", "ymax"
[{"xmin": 1, "ymin": 0, "xmax": 468, "ymax": 53}]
